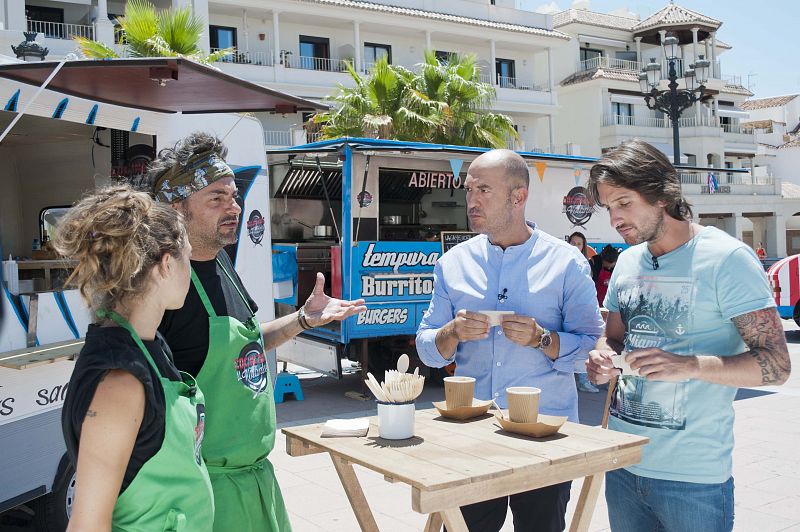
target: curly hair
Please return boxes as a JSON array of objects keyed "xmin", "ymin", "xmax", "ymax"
[
  {"xmin": 146, "ymin": 131, "xmax": 228, "ymax": 197},
  {"xmin": 52, "ymin": 185, "xmax": 188, "ymax": 314},
  {"xmin": 587, "ymin": 139, "xmax": 692, "ymax": 221}
]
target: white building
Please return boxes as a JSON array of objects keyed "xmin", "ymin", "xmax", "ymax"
[
  {"xmin": 1, "ymin": 0, "xmax": 573, "ymax": 151},
  {"xmin": 3, "ymin": 0, "xmax": 800, "ymax": 257}
]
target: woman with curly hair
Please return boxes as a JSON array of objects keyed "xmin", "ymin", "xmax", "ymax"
[{"xmin": 56, "ymin": 185, "xmax": 213, "ymax": 531}]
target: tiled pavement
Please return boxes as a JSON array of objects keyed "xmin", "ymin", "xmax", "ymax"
[{"xmin": 273, "ymin": 323, "xmax": 800, "ymax": 531}]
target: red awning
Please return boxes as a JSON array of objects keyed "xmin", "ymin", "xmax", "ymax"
[{"xmin": 0, "ymin": 57, "xmax": 326, "ymax": 114}]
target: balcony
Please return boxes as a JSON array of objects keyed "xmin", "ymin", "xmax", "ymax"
[
  {"xmin": 603, "ymin": 114, "xmax": 667, "ymax": 128},
  {"xmin": 678, "ymin": 169, "xmax": 779, "ymax": 196},
  {"xmin": 579, "ymin": 56, "xmax": 642, "ymax": 73},
  {"xmin": 27, "ymin": 19, "xmax": 94, "ymax": 40},
  {"xmin": 211, "ymin": 48, "xmax": 274, "ymax": 66},
  {"xmin": 287, "ymin": 55, "xmax": 348, "ymax": 73},
  {"xmin": 264, "ymin": 130, "xmax": 325, "ymax": 148}
]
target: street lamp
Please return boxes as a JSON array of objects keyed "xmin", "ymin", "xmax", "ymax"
[
  {"xmin": 11, "ymin": 32, "xmax": 49, "ymax": 62},
  {"xmin": 639, "ymin": 33, "xmax": 708, "ymax": 166}
]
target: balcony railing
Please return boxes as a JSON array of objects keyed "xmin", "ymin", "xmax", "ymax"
[
  {"xmin": 579, "ymin": 56, "xmax": 642, "ymax": 73},
  {"xmin": 264, "ymin": 130, "xmax": 292, "ymax": 146},
  {"xmin": 496, "ymin": 75, "xmax": 544, "ymax": 91},
  {"xmin": 679, "ymin": 171, "xmax": 773, "ymax": 186},
  {"xmin": 287, "ymin": 55, "xmax": 348, "ymax": 72},
  {"xmin": 721, "ymin": 123, "xmax": 753, "ymax": 135},
  {"xmin": 27, "ymin": 19, "xmax": 94, "ymax": 40},
  {"xmin": 677, "ymin": 116, "xmax": 719, "ymax": 128},
  {"xmin": 211, "ymin": 48, "xmax": 273, "ymax": 66},
  {"xmin": 307, "ymin": 132, "xmax": 323, "ymax": 143},
  {"xmin": 603, "ymin": 114, "xmax": 668, "ymax": 128}
]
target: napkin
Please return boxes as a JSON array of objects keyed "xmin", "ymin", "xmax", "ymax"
[{"xmin": 321, "ymin": 417, "xmax": 370, "ymax": 438}]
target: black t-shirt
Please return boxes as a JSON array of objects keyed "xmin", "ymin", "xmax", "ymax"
[
  {"xmin": 62, "ymin": 324, "xmax": 181, "ymax": 493},
  {"xmin": 159, "ymin": 252, "xmax": 258, "ymax": 377}
]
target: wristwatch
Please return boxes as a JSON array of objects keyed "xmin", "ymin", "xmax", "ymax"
[{"xmin": 534, "ymin": 327, "xmax": 552, "ymax": 349}]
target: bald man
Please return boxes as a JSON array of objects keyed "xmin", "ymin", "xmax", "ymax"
[{"xmin": 417, "ymin": 150, "xmax": 604, "ymax": 531}]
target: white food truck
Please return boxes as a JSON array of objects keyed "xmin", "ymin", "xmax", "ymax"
[{"xmin": 0, "ymin": 57, "xmax": 323, "ymax": 530}]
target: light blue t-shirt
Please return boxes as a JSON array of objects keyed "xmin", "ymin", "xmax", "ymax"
[{"xmin": 605, "ymin": 225, "xmax": 775, "ymax": 483}]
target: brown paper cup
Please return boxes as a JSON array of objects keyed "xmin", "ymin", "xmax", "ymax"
[
  {"xmin": 443, "ymin": 376, "xmax": 475, "ymax": 410},
  {"xmin": 506, "ymin": 386, "xmax": 541, "ymax": 424}
]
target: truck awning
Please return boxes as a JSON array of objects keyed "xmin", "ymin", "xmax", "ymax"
[{"xmin": 0, "ymin": 58, "xmax": 326, "ymax": 114}]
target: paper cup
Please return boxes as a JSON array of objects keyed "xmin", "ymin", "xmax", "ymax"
[
  {"xmin": 506, "ymin": 386, "xmax": 541, "ymax": 424},
  {"xmin": 377, "ymin": 402, "xmax": 415, "ymax": 440},
  {"xmin": 443, "ymin": 376, "xmax": 475, "ymax": 410}
]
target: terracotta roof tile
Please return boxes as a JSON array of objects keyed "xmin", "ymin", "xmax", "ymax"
[
  {"xmin": 296, "ymin": 0, "xmax": 570, "ymax": 39},
  {"xmin": 741, "ymin": 95, "xmax": 799, "ymax": 110},
  {"xmin": 632, "ymin": 3, "xmax": 721, "ymax": 33},
  {"xmin": 741, "ymin": 119, "xmax": 784, "ymax": 129},
  {"xmin": 553, "ymin": 9, "xmax": 640, "ymax": 30},
  {"xmin": 779, "ymin": 137, "xmax": 800, "ymax": 149},
  {"xmin": 560, "ymin": 68, "xmax": 639, "ymax": 86},
  {"xmin": 721, "ymin": 83, "xmax": 754, "ymax": 97}
]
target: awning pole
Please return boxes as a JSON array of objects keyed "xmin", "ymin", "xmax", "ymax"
[{"xmin": 0, "ymin": 60, "xmax": 68, "ymax": 146}]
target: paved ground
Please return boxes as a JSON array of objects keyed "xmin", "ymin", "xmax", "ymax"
[{"xmin": 3, "ymin": 323, "xmax": 799, "ymax": 531}]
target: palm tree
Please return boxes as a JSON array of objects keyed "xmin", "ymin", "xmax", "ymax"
[
  {"xmin": 314, "ymin": 57, "xmax": 440, "ymax": 141},
  {"xmin": 314, "ymin": 51, "xmax": 519, "ymax": 149},
  {"xmin": 416, "ymin": 51, "xmax": 519, "ymax": 148},
  {"xmin": 74, "ymin": 0, "xmax": 230, "ymax": 65}
]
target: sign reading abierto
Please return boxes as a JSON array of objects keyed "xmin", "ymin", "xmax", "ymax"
[{"xmin": 441, "ymin": 231, "xmax": 478, "ymax": 253}]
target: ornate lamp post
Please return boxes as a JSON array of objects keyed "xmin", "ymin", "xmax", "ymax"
[
  {"xmin": 639, "ymin": 33, "xmax": 710, "ymax": 165},
  {"xmin": 11, "ymin": 32, "xmax": 49, "ymax": 62}
]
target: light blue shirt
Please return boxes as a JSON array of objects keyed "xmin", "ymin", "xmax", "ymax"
[
  {"xmin": 416, "ymin": 222, "xmax": 604, "ymax": 421},
  {"xmin": 605, "ymin": 226, "xmax": 775, "ymax": 483}
]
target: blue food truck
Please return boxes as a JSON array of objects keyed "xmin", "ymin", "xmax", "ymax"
[{"xmin": 267, "ymin": 138, "xmax": 615, "ymax": 380}]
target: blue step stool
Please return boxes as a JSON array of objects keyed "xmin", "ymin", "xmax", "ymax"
[{"xmin": 274, "ymin": 372, "xmax": 304, "ymax": 404}]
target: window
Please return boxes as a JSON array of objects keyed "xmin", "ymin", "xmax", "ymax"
[
  {"xmin": 615, "ymin": 50, "xmax": 637, "ymax": 63},
  {"xmin": 612, "ymin": 103, "xmax": 633, "ymax": 124},
  {"xmin": 209, "ymin": 25, "xmax": 237, "ymax": 50},
  {"xmin": 495, "ymin": 59, "xmax": 516, "ymax": 87},
  {"xmin": 364, "ymin": 43, "xmax": 391, "ymax": 67},
  {"xmin": 435, "ymin": 50, "xmax": 452, "ymax": 64},
  {"xmin": 299, "ymin": 35, "xmax": 331, "ymax": 70},
  {"xmin": 25, "ymin": 5, "xmax": 64, "ymax": 38},
  {"xmin": 580, "ymin": 47, "xmax": 603, "ymax": 63}
]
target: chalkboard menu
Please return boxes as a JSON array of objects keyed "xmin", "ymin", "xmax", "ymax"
[{"xmin": 441, "ymin": 231, "xmax": 478, "ymax": 253}]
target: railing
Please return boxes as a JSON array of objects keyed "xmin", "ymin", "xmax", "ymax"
[
  {"xmin": 306, "ymin": 132, "xmax": 323, "ymax": 143},
  {"xmin": 679, "ymin": 170, "xmax": 773, "ymax": 187},
  {"xmin": 211, "ymin": 48, "xmax": 273, "ymax": 66},
  {"xmin": 722, "ymin": 74, "xmax": 744, "ymax": 87},
  {"xmin": 579, "ymin": 56, "xmax": 642, "ymax": 72},
  {"xmin": 721, "ymin": 123, "xmax": 753, "ymax": 135},
  {"xmin": 602, "ymin": 114, "xmax": 667, "ymax": 128},
  {"xmin": 287, "ymin": 55, "xmax": 348, "ymax": 72},
  {"xmin": 496, "ymin": 75, "xmax": 543, "ymax": 91},
  {"xmin": 264, "ymin": 130, "xmax": 292, "ymax": 146},
  {"xmin": 678, "ymin": 115, "xmax": 719, "ymax": 128},
  {"xmin": 479, "ymin": 73, "xmax": 493, "ymax": 84},
  {"xmin": 27, "ymin": 19, "xmax": 94, "ymax": 40}
]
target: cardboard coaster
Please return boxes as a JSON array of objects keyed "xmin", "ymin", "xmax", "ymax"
[
  {"xmin": 611, "ymin": 352, "xmax": 640, "ymax": 377},
  {"xmin": 432, "ymin": 399, "xmax": 493, "ymax": 420},
  {"xmin": 495, "ymin": 413, "xmax": 567, "ymax": 438},
  {"xmin": 479, "ymin": 310, "xmax": 515, "ymax": 327}
]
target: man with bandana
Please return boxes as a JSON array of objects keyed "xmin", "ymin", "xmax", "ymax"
[{"xmin": 149, "ymin": 132, "xmax": 366, "ymax": 531}]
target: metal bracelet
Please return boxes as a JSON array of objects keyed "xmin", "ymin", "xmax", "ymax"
[{"xmin": 298, "ymin": 306, "xmax": 313, "ymax": 330}]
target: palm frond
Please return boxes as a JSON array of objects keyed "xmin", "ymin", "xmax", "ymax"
[{"xmin": 73, "ymin": 36, "xmax": 119, "ymax": 59}]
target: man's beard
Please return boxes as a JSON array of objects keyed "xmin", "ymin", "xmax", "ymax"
[{"xmin": 179, "ymin": 204, "xmax": 239, "ymax": 252}]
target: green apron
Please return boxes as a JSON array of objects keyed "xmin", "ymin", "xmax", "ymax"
[
  {"xmin": 191, "ymin": 262, "xmax": 291, "ymax": 532},
  {"xmin": 98, "ymin": 310, "xmax": 214, "ymax": 532}
]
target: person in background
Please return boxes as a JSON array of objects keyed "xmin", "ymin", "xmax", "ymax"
[
  {"xmin": 417, "ymin": 149, "xmax": 604, "ymax": 531},
  {"xmin": 590, "ymin": 244, "xmax": 620, "ymax": 307},
  {"xmin": 586, "ymin": 139, "xmax": 791, "ymax": 532},
  {"xmin": 755, "ymin": 242, "xmax": 766, "ymax": 260},
  {"xmin": 57, "ymin": 185, "xmax": 214, "ymax": 531},
  {"xmin": 150, "ymin": 132, "xmax": 366, "ymax": 532},
  {"xmin": 568, "ymin": 231, "xmax": 601, "ymax": 393},
  {"xmin": 568, "ymin": 231, "xmax": 597, "ymax": 259}
]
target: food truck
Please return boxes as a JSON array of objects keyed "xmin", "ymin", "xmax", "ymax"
[
  {"xmin": 266, "ymin": 139, "xmax": 624, "ymax": 380},
  {"xmin": 767, "ymin": 254, "xmax": 800, "ymax": 324},
  {"xmin": 0, "ymin": 57, "xmax": 322, "ymax": 529}
]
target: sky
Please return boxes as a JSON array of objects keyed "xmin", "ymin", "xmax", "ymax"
[{"xmin": 524, "ymin": 0, "xmax": 800, "ymax": 99}]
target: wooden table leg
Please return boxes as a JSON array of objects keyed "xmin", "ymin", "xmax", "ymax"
[
  {"xmin": 569, "ymin": 473, "xmax": 604, "ymax": 532},
  {"xmin": 423, "ymin": 513, "xmax": 443, "ymax": 532},
  {"xmin": 439, "ymin": 508, "xmax": 468, "ymax": 532},
  {"xmin": 330, "ymin": 454, "xmax": 380, "ymax": 532}
]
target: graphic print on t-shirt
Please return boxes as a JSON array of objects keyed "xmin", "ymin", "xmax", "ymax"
[
  {"xmin": 611, "ymin": 275, "xmax": 694, "ymax": 431},
  {"xmin": 234, "ymin": 341, "xmax": 268, "ymax": 396}
]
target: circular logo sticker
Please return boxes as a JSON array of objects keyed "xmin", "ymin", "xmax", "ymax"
[
  {"xmin": 357, "ymin": 190, "xmax": 373, "ymax": 208},
  {"xmin": 247, "ymin": 210, "xmax": 265, "ymax": 245},
  {"xmin": 562, "ymin": 186, "xmax": 593, "ymax": 227},
  {"xmin": 234, "ymin": 342, "xmax": 268, "ymax": 394}
]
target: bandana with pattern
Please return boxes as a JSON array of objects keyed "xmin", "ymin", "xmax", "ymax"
[{"xmin": 153, "ymin": 150, "xmax": 235, "ymax": 203}]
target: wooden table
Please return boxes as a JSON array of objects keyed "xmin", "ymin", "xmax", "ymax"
[{"xmin": 283, "ymin": 408, "xmax": 648, "ymax": 532}]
